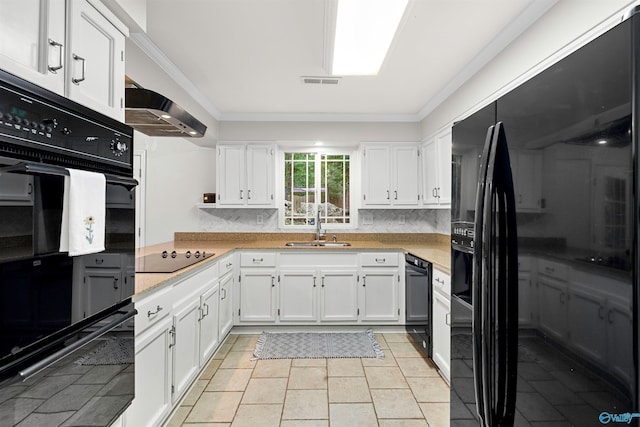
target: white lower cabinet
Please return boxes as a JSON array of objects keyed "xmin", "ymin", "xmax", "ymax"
[
  {"xmin": 239, "ymin": 269, "xmax": 277, "ymax": 322},
  {"xmin": 359, "ymin": 269, "xmax": 399, "ymax": 321},
  {"xmin": 279, "ymin": 270, "xmax": 317, "ymax": 321},
  {"xmin": 219, "ymin": 271, "xmax": 234, "ymax": 337},
  {"xmin": 320, "ymin": 270, "xmax": 359, "ymax": 321},
  {"xmin": 198, "ymin": 284, "xmax": 220, "ymax": 366},
  {"xmin": 567, "ymin": 284, "xmax": 607, "ymax": 365},
  {"xmin": 431, "ymin": 267, "xmax": 451, "ymax": 382},
  {"xmin": 171, "ymin": 297, "xmax": 201, "ymax": 403},
  {"xmin": 607, "ymin": 297, "xmax": 633, "ymax": 385},
  {"xmin": 537, "ymin": 275, "xmax": 568, "ymax": 342}
]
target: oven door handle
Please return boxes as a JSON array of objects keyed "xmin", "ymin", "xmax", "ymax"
[
  {"xmin": 18, "ymin": 309, "xmax": 137, "ymax": 381},
  {"xmin": 0, "ymin": 162, "xmax": 138, "ymax": 190}
]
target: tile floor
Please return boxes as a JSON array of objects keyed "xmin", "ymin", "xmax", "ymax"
[{"xmin": 165, "ymin": 332, "xmax": 450, "ymax": 427}]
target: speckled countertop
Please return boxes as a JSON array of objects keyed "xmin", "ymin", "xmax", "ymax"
[{"xmin": 134, "ymin": 232, "xmax": 450, "ymax": 298}]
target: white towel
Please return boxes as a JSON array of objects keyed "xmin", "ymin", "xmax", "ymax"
[{"xmin": 59, "ymin": 169, "xmax": 106, "ymax": 256}]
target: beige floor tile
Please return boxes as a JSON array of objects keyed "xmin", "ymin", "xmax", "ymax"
[
  {"xmin": 185, "ymin": 391, "xmax": 243, "ymax": 423},
  {"xmin": 371, "ymin": 389, "xmax": 423, "ymax": 419},
  {"xmin": 165, "ymin": 406, "xmax": 191, "ymax": 427},
  {"xmin": 419, "ymin": 402, "xmax": 449, "ymax": 427},
  {"xmin": 225, "ymin": 334, "xmax": 240, "ymax": 344},
  {"xmin": 288, "ymin": 367, "xmax": 327, "ymax": 389},
  {"xmin": 252, "ymin": 359, "xmax": 292, "ymax": 378},
  {"xmin": 213, "ymin": 343, "xmax": 234, "ymax": 360},
  {"xmin": 206, "ymin": 369, "xmax": 252, "ymax": 392},
  {"xmin": 282, "ymin": 389, "xmax": 329, "ymax": 420},
  {"xmin": 219, "ymin": 351, "xmax": 256, "ymax": 369},
  {"xmin": 361, "ymin": 354, "xmax": 398, "ymax": 367},
  {"xmin": 241, "ymin": 378, "xmax": 288, "ymax": 404},
  {"xmin": 383, "ymin": 333, "xmax": 413, "ymax": 343},
  {"xmin": 327, "ymin": 358, "xmax": 364, "ymax": 377},
  {"xmin": 329, "ymin": 403, "xmax": 378, "ymax": 427},
  {"xmin": 231, "ymin": 335, "xmax": 260, "ymax": 351},
  {"xmin": 396, "ymin": 357, "xmax": 440, "ymax": 378},
  {"xmin": 328, "ymin": 377, "xmax": 372, "ymax": 403},
  {"xmin": 388, "ymin": 342, "xmax": 425, "ymax": 358},
  {"xmin": 200, "ymin": 358, "xmax": 223, "ymax": 380},
  {"xmin": 407, "ymin": 377, "xmax": 449, "ymax": 402},
  {"xmin": 375, "ymin": 334, "xmax": 389, "ymax": 349},
  {"xmin": 378, "ymin": 420, "xmax": 429, "ymax": 427},
  {"xmin": 179, "ymin": 424, "xmax": 231, "ymax": 427},
  {"xmin": 364, "ymin": 366, "xmax": 409, "ymax": 389},
  {"xmin": 291, "ymin": 358, "xmax": 326, "ymax": 367},
  {"xmin": 280, "ymin": 421, "xmax": 329, "ymax": 427},
  {"xmin": 230, "ymin": 404, "xmax": 281, "ymax": 427},
  {"xmin": 182, "ymin": 379, "xmax": 209, "ymax": 406}
]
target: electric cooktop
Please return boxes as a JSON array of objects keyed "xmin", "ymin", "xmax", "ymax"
[{"xmin": 135, "ymin": 250, "xmax": 213, "ymax": 273}]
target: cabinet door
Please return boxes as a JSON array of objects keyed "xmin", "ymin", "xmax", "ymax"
[
  {"xmin": 537, "ymin": 276, "xmax": 567, "ymax": 341},
  {"xmin": 84, "ymin": 269, "xmax": 121, "ymax": 318},
  {"xmin": 607, "ymin": 298, "xmax": 633, "ymax": 385},
  {"xmin": 319, "ymin": 270, "xmax": 358, "ymax": 321},
  {"xmin": 393, "ymin": 146, "xmax": 419, "ymax": 205},
  {"xmin": 518, "ymin": 274, "xmax": 532, "ymax": 326},
  {"xmin": 172, "ymin": 298, "xmax": 201, "ymax": 402},
  {"xmin": 436, "ymin": 130, "xmax": 452, "ymax": 205},
  {"xmin": 567, "ymin": 285, "xmax": 607, "ymax": 365},
  {"xmin": 362, "ymin": 146, "xmax": 391, "ymax": 206},
  {"xmin": 239, "ymin": 270, "xmax": 277, "ymax": 322},
  {"xmin": 125, "ymin": 316, "xmax": 172, "ymax": 427},
  {"xmin": 217, "ymin": 145, "xmax": 246, "ymax": 205},
  {"xmin": 219, "ymin": 272, "xmax": 234, "ymax": 338},
  {"xmin": 246, "ymin": 145, "xmax": 274, "ymax": 206},
  {"xmin": 0, "ymin": 0, "xmax": 65, "ymax": 94},
  {"xmin": 360, "ymin": 269, "xmax": 399, "ymax": 321},
  {"xmin": 279, "ymin": 270, "xmax": 317, "ymax": 322},
  {"xmin": 66, "ymin": 0, "xmax": 125, "ymax": 120},
  {"xmin": 432, "ymin": 290, "xmax": 450, "ymax": 381},
  {"xmin": 199, "ymin": 284, "xmax": 220, "ymax": 365},
  {"xmin": 513, "ymin": 151, "xmax": 542, "ymax": 211},
  {"xmin": 422, "ymin": 139, "xmax": 439, "ymax": 205}
]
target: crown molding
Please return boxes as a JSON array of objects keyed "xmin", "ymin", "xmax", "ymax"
[{"xmin": 218, "ymin": 112, "xmax": 422, "ymax": 123}]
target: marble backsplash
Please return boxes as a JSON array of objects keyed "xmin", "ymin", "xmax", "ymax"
[{"xmin": 198, "ymin": 208, "xmax": 450, "ymax": 235}]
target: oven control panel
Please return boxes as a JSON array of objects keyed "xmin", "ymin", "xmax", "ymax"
[{"xmin": 0, "ymin": 73, "xmax": 132, "ymax": 169}]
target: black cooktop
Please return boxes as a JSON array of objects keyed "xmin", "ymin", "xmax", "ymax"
[{"xmin": 135, "ymin": 250, "xmax": 213, "ymax": 273}]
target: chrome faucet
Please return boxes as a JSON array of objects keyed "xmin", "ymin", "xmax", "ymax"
[{"xmin": 316, "ymin": 208, "xmax": 326, "ymax": 241}]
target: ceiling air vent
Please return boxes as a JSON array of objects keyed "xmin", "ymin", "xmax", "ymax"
[{"xmin": 301, "ymin": 76, "xmax": 341, "ymax": 85}]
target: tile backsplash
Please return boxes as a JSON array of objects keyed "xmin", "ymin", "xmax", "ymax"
[{"xmin": 198, "ymin": 208, "xmax": 450, "ymax": 234}]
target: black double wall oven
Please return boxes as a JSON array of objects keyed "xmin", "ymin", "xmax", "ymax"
[{"xmin": 0, "ymin": 69, "xmax": 137, "ymax": 426}]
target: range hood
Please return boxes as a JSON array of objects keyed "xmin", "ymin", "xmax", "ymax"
[{"xmin": 124, "ymin": 78, "xmax": 207, "ymax": 138}]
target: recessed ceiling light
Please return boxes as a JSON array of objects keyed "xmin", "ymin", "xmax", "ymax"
[
  {"xmin": 597, "ymin": 139, "xmax": 608, "ymax": 145},
  {"xmin": 161, "ymin": 114, "xmax": 171, "ymax": 119},
  {"xmin": 189, "ymin": 131, "xmax": 197, "ymax": 135},
  {"xmin": 315, "ymin": 141, "xmax": 324, "ymax": 146},
  {"xmin": 331, "ymin": 0, "xmax": 409, "ymax": 76}
]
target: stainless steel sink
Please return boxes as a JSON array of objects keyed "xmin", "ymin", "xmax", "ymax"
[{"xmin": 285, "ymin": 241, "xmax": 351, "ymax": 247}]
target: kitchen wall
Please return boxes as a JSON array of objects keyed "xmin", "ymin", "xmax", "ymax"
[
  {"xmin": 420, "ymin": 0, "xmax": 637, "ymax": 139},
  {"xmin": 198, "ymin": 208, "xmax": 450, "ymax": 235}
]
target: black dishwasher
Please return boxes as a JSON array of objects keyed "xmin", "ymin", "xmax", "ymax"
[{"xmin": 405, "ymin": 253, "xmax": 432, "ymax": 358}]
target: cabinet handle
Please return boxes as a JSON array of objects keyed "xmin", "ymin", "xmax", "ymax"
[
  {"xmin": 432, "ymin": 187, "xmax": 437, "ymax": 197},
  {"xmin": 71, "ymin": 54, "xmax": 86, "ymax": 85},
  {"xmin": 226, "ymin": 262, "xmax": 233, "ymax": 268},
  {"xmin": 48, "ymin": 39, "xmax": 63, "ymax": 73},
  {"xmin": 435, "ymin": 278, "xmax": 445, "ymax": 285},
  {"xmin": 27, "ymin": 183, "xmax": 33, "ymax": 195},
  {"xmin": 313, "ymin": 276, "xmax": 317, "ymax": 287},
  {"xmin": 95, "ymin": 258, "xmax": 104, "ymax": 265},
  {"xmin": 437, "ymin": 187, "xmax": 441, "ymax": 198},
  {"xmin": 394, "ymin": 190, "xmax": 398, "ymax": 200},
  {"xmin": 113, "ymin": 277, "xmax": 119, "ymax": 289},
  {"xmin": 386, "ymin": 190, "xmax": 390, "ymax": 200},
  {"xmin": 363, "ymin": 276, "xmax": 366, "ymax": 287},
  {"xmin": 221, "ymin": 288, "xmax": 226, "ymax": 300},
  {"xmin": 608, "ymin": 310, "xmax": 613, "ymax": 324},
  {"xmin": 321, "ymin": 276, "xmax": 325, "ymax": 287},
  {"xmin": 240, "ymin": 189, "xmax": 243, "ymax": 199},
  {"xmin": 271, "ymin": 276, "xmax": 275, "ymax": 287},
  {"xmin": 147, "ymin": 305, "xmax": 163, "ymax": 318},
  {"xmin": 203, "ymin": 302, "xmax": 209, "ymax": 318},
  {"xmin": 375, "ymin": 258, "xmax": 386, "ymax": 263},
  {"xmin": 253, "ymin": 258, "xmax": 263, "ymax": 263},
  {"xmin": 598, "ymin": 305, "xmax": 604, "ymax": 320},
  {"xmin": 559, "ymin": 292, "xmax": 566, "ymax": 304},
  {"xmin": 247, "ymin": 189, "xmax": 251, "ymax": 199},
  {"xmin": 545, "ymin": 267, "xmax": 555, "ymax": 273},
  {"xmin": 168, "ymin": 325, "xmax": 176, "ymax": 348},
  {"xmin": 445, "ymin": 312, "xmax": 451, "ymax": 326}
]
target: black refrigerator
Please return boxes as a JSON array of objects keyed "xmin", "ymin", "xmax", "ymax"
[{"xmin": 451, "ymin": 7, "xmax": 639, "ymax": 427}]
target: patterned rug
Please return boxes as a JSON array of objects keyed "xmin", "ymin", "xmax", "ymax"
[
  {"xmin": 75, "ymin": 337, "xmax": 134, "ymax": 365},
  {"xmin": 253, "ymin": 330, "xmax": 384, "ymax": 360}
]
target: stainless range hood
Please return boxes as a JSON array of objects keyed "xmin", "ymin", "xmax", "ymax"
[{"xmin": 124, "ymin": 77, "xmax": 207, "ymax": 138}]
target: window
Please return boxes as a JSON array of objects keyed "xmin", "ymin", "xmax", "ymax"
[{"xmin": 283, "ymin": 151, "xmax": 351, "ymax": 227}]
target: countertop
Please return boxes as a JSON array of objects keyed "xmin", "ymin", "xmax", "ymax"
[{"xmin": 134, "ymin": 232, "xmax": 450, "ymax": 297}]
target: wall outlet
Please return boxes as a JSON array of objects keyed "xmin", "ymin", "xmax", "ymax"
[
  {"xmin": 399, "ymin": 214, "xmax": 406, "ymax": 225},
  {"xmin": 362, "ymin": 214, "xmax": 373, "ymax": 225},
  {"xmin": 256, "ymin": 214, "xmax": 264, "ymax": 225}
]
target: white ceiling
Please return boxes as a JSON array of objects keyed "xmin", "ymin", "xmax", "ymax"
[{"xmin": 140, "ymin": 0, "xmax": 556, "ymax": 122}]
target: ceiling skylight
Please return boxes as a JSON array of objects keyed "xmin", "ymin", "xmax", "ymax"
[{"xmin": 331, "ymin": 0, "xmax": 409, "ymax": 76}]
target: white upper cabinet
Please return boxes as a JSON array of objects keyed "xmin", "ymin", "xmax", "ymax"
[
  {"xmin": 0, "ymin": 0, "xmax": 66, "ymax": 94},
  {"xmin": 217, "ymin": 144, "xmax": 275, "ymax": 208},
  {"xmin": 361, "ymin": 143, "xmax": 420, "ymax": 208},
  {"xmin": 422, "ymin": 129, "xmax": 452, "ymax": 207},
  {"xmin": 0, "ymin": 0, "xmax": 126, "ymax": 121},
  {"xmin": 66, "ymin": 0, "xmax": 126, "ymax": 120},
  {"xmin": 511, "ymin": 150, "xmax": 543, "ymax": 212}
]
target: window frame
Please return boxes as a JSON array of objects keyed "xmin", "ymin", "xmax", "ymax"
[{"xmin": 277, "ymin": 146, "xmax": 358, "ymax": 230}]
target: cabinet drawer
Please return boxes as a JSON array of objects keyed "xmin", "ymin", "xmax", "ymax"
[
  {"xmin": 360, "ymin": 252, "xmax": 398, "ymax": 267},
  {"xmin": 84, "ymin": 253, "xmax": 121, "ymax": 268},
  {"xmin": 433, "ymin": 267, "xmax": 451, "ymax": 297},
  {"xmin": 240, "ymin": 252, "xmax": 276, "ymax": 267},
  {"xmin": 538, "ymin": 259, "xmax": 568, "ymax": 280},
  {"xmin": 135, "ymin": 285, "xmax": 173, "ymax": 335},
  {"xmin": 218, "ymin": 254, "xmax": 235, "ymax": 276}
]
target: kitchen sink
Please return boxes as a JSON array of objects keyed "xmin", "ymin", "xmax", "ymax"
[{"xmin": 285, "ymin": 241, "xmax": 351, "ymax": 247}]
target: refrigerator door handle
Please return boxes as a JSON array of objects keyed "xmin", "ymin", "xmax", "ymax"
[{"xmin": 473, "ymin": 124, "xmax": 495, "ymax": 426}]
